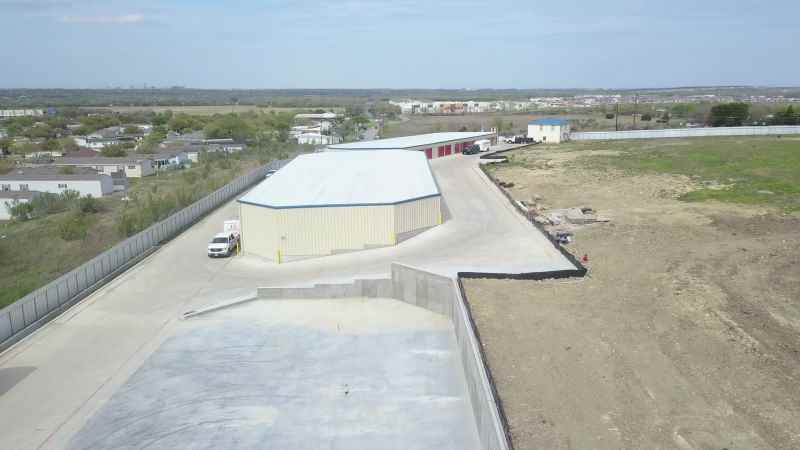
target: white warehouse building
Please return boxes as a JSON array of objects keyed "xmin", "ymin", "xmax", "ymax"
[
  {"xmin": 327, "ymin": 131, "xmax": 496, "ymax": 159},
  {"xmin": 528, "ymin": 118, "xmax": 571, "ymax": 144},
  {"xmin": 0, "ymin": 169, "xmax": 114, "ymax": 197},
  {"xmin": 238, "ymin": 151, "xmax": 441, "ymax": 262}
]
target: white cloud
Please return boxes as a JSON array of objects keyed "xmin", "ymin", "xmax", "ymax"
[{"xmin": 59, "ymin": 13, "xmax": 144, "ymax": 24}]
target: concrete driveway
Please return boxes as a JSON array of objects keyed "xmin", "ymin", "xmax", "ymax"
[{"xmin": 0, "ymin": 149, "xmax": 573, "ymax": 450}]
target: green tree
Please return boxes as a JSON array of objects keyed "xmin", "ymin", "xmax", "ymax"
[
  {"xmin": 0, "ymin": 137, "xmax": 13, "ymax": 155},
  {"xmin": 641, "ymin": 113, "xmax": 652, "ymax": 122},
  {"xmin": 123, "ymin": 125, "xmax": 142, "ymax": 134},
  {"xmin": 708, "ymin": 103, "xmax": 750, "ymax": 127},
  {"xmin": 168, "ymin": 114, "xmax": 200, "ymax": 133},
  {"xmin": 59, "ymin": 137, "xmax": 79, "ymax": 153},
  {"xmin": 100, "ymin": 144, "xmax": 127, "ymax": 157},
  {"xmin": 203, "ymin": 114, "xmax": 253, "ymax": 141}
]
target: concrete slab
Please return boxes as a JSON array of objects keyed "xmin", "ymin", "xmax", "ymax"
[{"xmin": 64, "ymin": 298, "xmax": 480, "ymax": 450}]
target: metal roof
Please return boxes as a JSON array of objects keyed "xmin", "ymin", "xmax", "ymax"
[
  {"xmin": 0, "ymin": 168, "xmax": 107, "ymax": 181},
  {"xmin": 327, "ymin": 131, "xmax": 495, "ymax": 150},
  {"xmin": 238, "ymin": 150, "xmax": 440, "ymax": 209},
  {"xmin": 529, "ymin": 118, "xmax": 570, "ymax": 126},
  {"xmin": 57, "ymin": 157, "xmax": 149, "ymax": 165}
]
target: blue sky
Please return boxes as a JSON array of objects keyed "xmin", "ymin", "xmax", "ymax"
[{"xmin": 0, "ymin": 0, "xmax": 798, "ymax": 89}]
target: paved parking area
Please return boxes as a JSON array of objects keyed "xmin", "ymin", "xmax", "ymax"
[{"xmin": 0, "ymin": 149, "xmax": 574, "ymax": 450}]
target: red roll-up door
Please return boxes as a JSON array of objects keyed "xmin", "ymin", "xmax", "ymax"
[
  {"xmin": 425, "ymin": 148, "xmax": 432, "ymax": 159},
  {"xmin": 445, "ymin": 144, "xmax": 452, "ymax": 155},
  {"xmin": 455, "ymin": 143, "xmax": 461, "ymax": 153},
  {"xmin": 437, "ymin": 146, "xmax": 445, "ymax": 157}
]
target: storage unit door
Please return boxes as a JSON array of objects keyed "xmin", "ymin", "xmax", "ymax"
[
  {"xmin": 425, "ymin": 148, "xmax": 433, "ymax": 159},
  {"xmin": 437, "ymin": 146, "xmax": 445, "ymax": 157},
  {"xmin": 445, "ymin": 144, "xmax": 452, "ymax": 155}
]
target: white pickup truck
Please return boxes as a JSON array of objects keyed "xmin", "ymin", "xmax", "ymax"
[{"xmin": 207, "ymin": 220, "xmax": 241, "ymax": 258}]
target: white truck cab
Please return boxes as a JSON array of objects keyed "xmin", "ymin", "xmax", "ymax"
[{"xmin": 207, "ymin": 220, "xmax": 241, "ymax": 257}]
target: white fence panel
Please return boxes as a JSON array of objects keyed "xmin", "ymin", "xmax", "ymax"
[{"xmin": 570, "ymin": 126, "xmax": 800, "ymax": 141}]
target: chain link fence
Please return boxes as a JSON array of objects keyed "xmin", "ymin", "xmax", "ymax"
[
  {"xmin": 571, "ymin": 125, "xmax": 800, "ymax": 141},
  {"xmin": 0, "ymin": 159, "xmax": 289, "ymax": 351}
]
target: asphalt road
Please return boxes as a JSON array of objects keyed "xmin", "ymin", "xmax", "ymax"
[{"xmin": 0, "ymin": 147, "xmax": 573, "ymax": 450}]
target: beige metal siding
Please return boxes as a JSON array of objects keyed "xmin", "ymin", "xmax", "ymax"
[
  {"xmin": 242, "ymin": 203, "xmax": 394, "ymax": 260},
  {"xmin": 394, "ymin": 196, "xmax": 440, "ymax": 234},
  {"xmin": 241, "ymin": 196, "xmax": 440, "ymax": 261}
]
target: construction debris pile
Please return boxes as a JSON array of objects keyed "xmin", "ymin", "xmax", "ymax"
[{"xmin": 518, "ymin": 200, "xmax": 611, "ymax": 244}]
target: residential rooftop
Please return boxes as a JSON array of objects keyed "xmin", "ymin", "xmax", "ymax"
[
  {"xmin": 529, "ymin": 118, "xmax": 570, "ymax": 126},
  {"xmin": 0, "ymin": 167, "xmax": 107, "ymax": 181},
  {"xmin": 57, "ymin": 157, "xmax": 151, "ymax": 165}
]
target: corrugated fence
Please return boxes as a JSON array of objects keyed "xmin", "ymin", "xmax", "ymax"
[
  {"xmin": 571, "ymin": 125, "xmax": 800, "ymax": 141},
  {"xmin": 0, "ymin": 159, "xmax": 288, "ymax": 352}
]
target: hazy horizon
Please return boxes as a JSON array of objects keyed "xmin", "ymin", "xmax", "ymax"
[{"xmin": 0, "ymin": 0, "xmax": 798, "ymax": 89}]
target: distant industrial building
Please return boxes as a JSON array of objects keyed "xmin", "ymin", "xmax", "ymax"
[
  {"xmin": 0, "ymin": 168, "xmax": 114, "ymax": 197},
  {"xmin": 238, "ymin": 151, "xmax": 441, "ymax": 262},
  {"xmin": 327, "ymin": 131, "xmax": 496, "ymax": 159},
  {"xmin": 0, "ymin": 109, "xmax": 44, "ymax": 119},
  {"xmin": 527, "ymin": 118, "xmax": 571, "ymax": 144}
]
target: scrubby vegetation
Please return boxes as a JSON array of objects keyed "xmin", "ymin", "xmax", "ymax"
[{"xmin": 0, "ymin": 154, "xmax": 264, "ymax": 308}]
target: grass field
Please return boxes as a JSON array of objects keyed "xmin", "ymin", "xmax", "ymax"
[
  {"xmin": 0, "ymin": 157, "xmax": 261, "ymax": 308},
  {"xmin": 556, "ymin": 136, "xmax": 800, "ymax": 211}
]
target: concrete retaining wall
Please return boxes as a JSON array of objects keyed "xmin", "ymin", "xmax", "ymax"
[
  {"xmin": 390, "ymin": 264, "xmax": 512, "ymax": 450},
  {"xmin": 235, "ymin": 264, "xmax": 512, "ymax": 450}
]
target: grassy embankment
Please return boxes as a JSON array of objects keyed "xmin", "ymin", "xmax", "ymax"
[
  {"xmin": 556, "ymin": 136, "xmax": 800, "ymax": 212},
  {"xmin": 0, "ymin": 156, "xmax": 260, "ymax": 308}
]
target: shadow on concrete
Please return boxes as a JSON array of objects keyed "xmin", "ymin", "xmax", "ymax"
[{"xmin": 0, "ymin": 366, "xmax": 36, "ymax": 396}]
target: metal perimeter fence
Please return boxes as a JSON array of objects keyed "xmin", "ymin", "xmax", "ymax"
[
  {"xmin": 0, "ymin": 158, "xmax": 290, "ymax": 352},
  {"xmin": 571, "ymin": 125, "xmax": 800, "ymax": 141}
]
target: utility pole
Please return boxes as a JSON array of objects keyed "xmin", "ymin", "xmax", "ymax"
[
  {"xmin": 615, "ymin": 103, "xmax": 620, "ymax": 131},
  {"xmin": 633, "ymin": 94, "xmax": 638, "ymax": 130}
]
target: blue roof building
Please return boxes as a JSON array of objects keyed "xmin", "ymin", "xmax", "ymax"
[
  {"xmin": 529, "ymin": 118, "xmax": 570, "ymax": 126},
  {"xmin": 528, "ymin": 117, "xmax": 571, "ymax": 143}
]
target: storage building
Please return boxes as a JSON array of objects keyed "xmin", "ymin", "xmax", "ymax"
[
  {"xmin": 0, "ymin": 168, "xmax": 114, "ymax": 197},
  {"xmin": 238, "ymin": 150, "xmax": 441, "ymax": 262},
  {"xmin": 327, "ymin": 131, "xmax": 496, "ymax": 159},
  {"xmin": 527, "ymin": 118, "xmax": 571, "ymax": 144}
]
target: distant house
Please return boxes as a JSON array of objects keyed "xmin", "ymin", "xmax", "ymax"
[
  {"xmin": 73, "ymin": 136, "xmax": 124, "ymax": 150},
  {"xmin": 0, "ymin": 168, "xmax": 114, "ymax": 197},
  {"xmin": 527, "ymin": 118, "xmax": 571, "ymax": 144},
  {"xmin": 55, "ymin": 156, "xmax": 155, "ymax": 178},
  {"xmin": 131, "ymin": 151, "xmax": 189, "ymax": 170},
  {"xmin": 162, "ymin": 133, "xmax": 245, "ymax": 162},
  {"xmin": 24, "ymin": 151, "xmax": 64, "ymax": 160},
  {"xmin": 297, "ymin": 133, "xmax": 341, "ymax": 145},
  {"xmin": 294, "ymin": 112, "xmax": 340, "ymax": 120},
  {"xmin": 0, "ymin": 191, "xmax": 40, "ymax": 221}
]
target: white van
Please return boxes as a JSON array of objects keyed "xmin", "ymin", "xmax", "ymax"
[{"xmin": 475, "ymin": 139, "xmax": 491, "ymax": 152}]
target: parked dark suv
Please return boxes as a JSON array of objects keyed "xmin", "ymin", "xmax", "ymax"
[{"xmin": 462, "ymin": 144, "xmax": 481, "ymax": 155}]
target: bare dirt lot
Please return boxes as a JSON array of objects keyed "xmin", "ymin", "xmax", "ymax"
[{"xmin": 464, "ymin": 144, "xmax": 800, "ymax": 449}]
